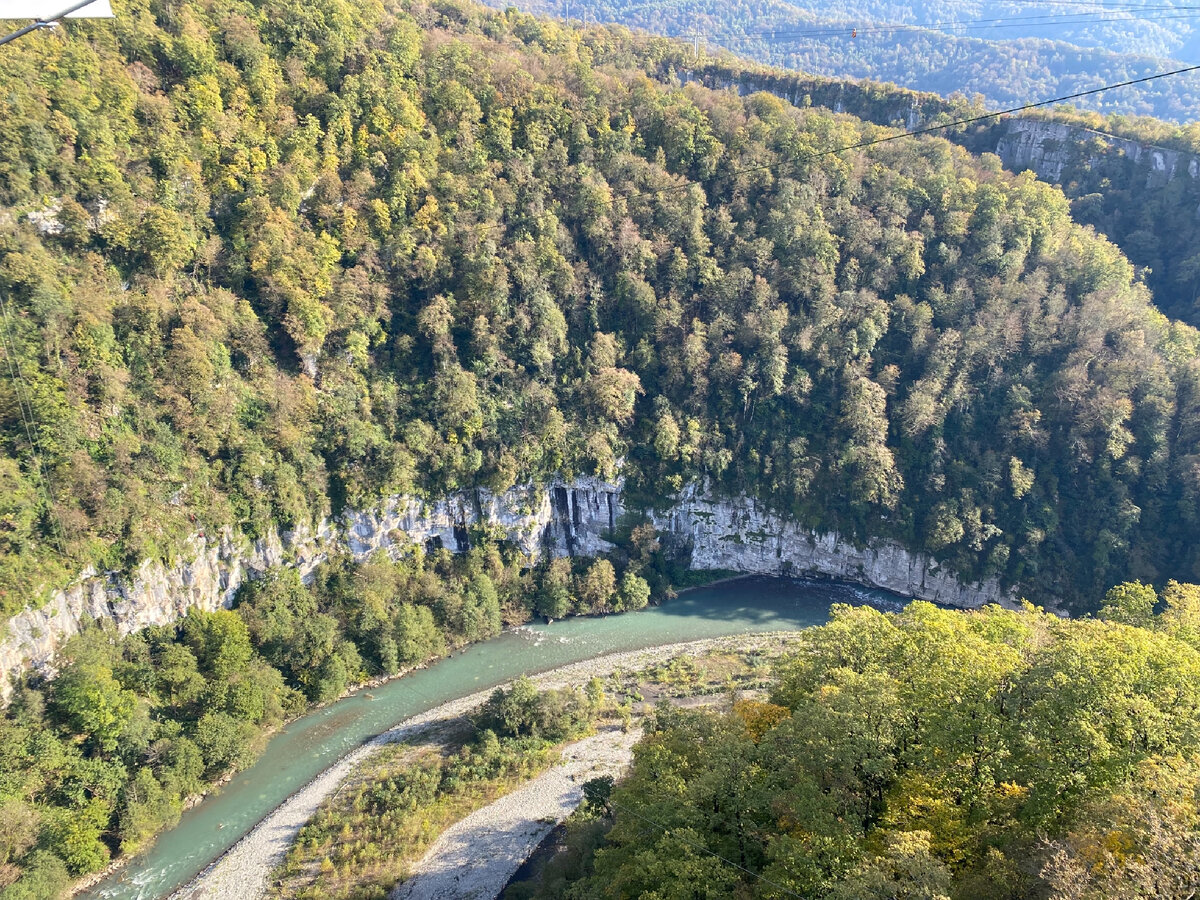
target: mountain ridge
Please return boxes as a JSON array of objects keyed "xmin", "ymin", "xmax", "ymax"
[{"xmin": 1, "ymin": 0, "xmax": 1198, "ymax": 626}]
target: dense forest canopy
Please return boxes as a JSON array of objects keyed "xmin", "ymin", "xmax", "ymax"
[
  {"xmin": 672, "ymin": 59, "xmax": 1200, "ymax": 328},
  {"xmin": 1, "ymin": 2, "xmax": 1200, "ymax": 895},
  {"xmin": 1, "ymin": 0, "xmax": 1200, "ymax": 618},
  {"xmin": 487, "ymin": 0, "xmax": 1200, "ymax": 121},
  {"xmin": 526, "ymin": 593, "xmax": 1200, "ymax": 900}
]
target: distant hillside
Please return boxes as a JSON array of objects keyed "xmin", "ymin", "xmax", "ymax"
[
  {"xmin": 673, "ymin": 0, "xmax": 1200, "ymax": 60},
  {"xmin": 489, "ymin": 0, "xmax": 1200, "ymax": 121}
]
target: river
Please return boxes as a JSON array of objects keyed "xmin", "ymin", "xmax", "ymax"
[{"xmin": 84, "ymin": 575, "xmax": 904, "ymax": 900}]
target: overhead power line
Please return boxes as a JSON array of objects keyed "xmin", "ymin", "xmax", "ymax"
[
  {"xmin": 735, "ymin": 2, "xmax": 1200, "ymax": 31},
  {"xmin": 0, "ymin": 0, "xmax": 108, "ymax": 48},
  {"xmin": 1020, "ymin": 0, "xmax": 1200, "ymax": 6},
  {"xmin": 559, "ymin": 60, "xmax": 1200, "ymax": 211},
  {"xmin": 463, "ymin": 58, "xmax": 1200, "ymax": 235},
  {"xmin": 613, "ymin": 0, "xmax": 1200, "ymax": 19},
  {"xmin": 461, "ymin": 58, "xmax": 1200, "ymax": 240}
]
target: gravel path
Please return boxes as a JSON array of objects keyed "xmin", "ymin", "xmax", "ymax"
[
  {"xmin": 170, "ymin": 633, "xmax": 786, "ymax": 900},
  {"xmin": 391, "ymin": 728, "xmax": 641, "ymax": 900}
]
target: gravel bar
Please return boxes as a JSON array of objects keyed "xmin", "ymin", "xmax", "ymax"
[
  {"xmin": 390, "ymin": 728, "xmax": 641, "ymax": 900},
  {"xmin": 170, "ymin": 632, "xmax": 790, "ymax": 900}
]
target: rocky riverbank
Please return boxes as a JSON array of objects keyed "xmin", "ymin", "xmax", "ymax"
[
  {"xmin": 391, "ymin": 729, "xmax": 641, "ymax": 900},
  {"xmin": 168, "ymin": 634, "xmax": 790, "ymax": 900}
]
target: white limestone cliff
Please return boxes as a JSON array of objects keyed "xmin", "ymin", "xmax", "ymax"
[
  {"xmin": 991, "ymin": 117, "xmax": 1200, "ymax": 184},
  {"xmin": 0, "ymin": 478, "xmax": 621, "ymax": 700},
  {"xmin": 649, "ymin": 485, "xmax": 1013, "ymax": 610},
  {"xmin": 1, "ymin": 477, "xmax": 1016, "ymax": 701}
]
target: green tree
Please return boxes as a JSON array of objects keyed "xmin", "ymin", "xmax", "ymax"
[
  {"xmin": 43, "ymin": 800, "xmax": 111, "ymax": 875},
  {"xmin": 0, "ymin": 800, "xmax": 39, "ymax": 866},
  {"xmin": 117, "ymin": 767, "xmax": 181, "ymax": 854},
  {"xmin": 480, "ymin": 676, "xmax": 543, "ymax": 738},
  {"xmin": 52, "ymin": 661, "xmax": 137, "ymax": 753},
  {"xmin": 825, "ymin": 831, "xmax": 953, "ymax": 900},
  {"xmin": 615, "ymin": 570, "xmax": 650, "ymax": 612},
  {"xmin": 1099, "ymin": 581, "xmax": 1159, "ymax": 627},
  {"xmin": 193, "ymin": 711, "xmax": 254, "ymax": 774},
  {"xmin": 394, "ymin": 603, "xmax": 445, "ymax": 665},
  {"xmin": 537, "ymin": 558, "xmax": 574, "ymax": 620},
  {"xmin": 1159, "ymin": 581, "xmax": 1200, "ymax": 648},
  {"xmin": 180, "ymin": 609, "xmax": 254, "ymax": 678},
  {"xmin": 2, "ymin": 849, "xmax": 70, "ymax": 899},
  {"xmin": 577, "ymin": 560, "xmax": 617, "ymax": 614}
]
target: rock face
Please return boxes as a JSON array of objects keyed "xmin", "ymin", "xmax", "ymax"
[
  {"xmin": 339, "ymin": 478, "xmax": 621, "ymax": 561},
  {"xmin": 0, "ymin": 477, "xmax": 1014, "ymax": 701},
  {"xmin": 992, "ymin": 117, "xmax": 1200, "ymax": 185},
  {"xmin": 681, "ymin": 65, "xmax": 1200, "ymax": 191},
  {"xmin": 0, "ymin": 478, "xmax": 621, "ymax": 701},
  {"xmin": 0, "ymin": 528, "xmax": 294, "ymax": 704},
  {"xmin": 679, "ymin": 67, "xmax": 928, "ymax": 132},
  {"xmin": 649, "ymin": 485, "xmax": 1013, "ymax": 610}
]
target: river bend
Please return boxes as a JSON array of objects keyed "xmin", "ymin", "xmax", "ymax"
[{"xmin": 85, "ymin": 575, "xmax": 902, "ymax": 900}]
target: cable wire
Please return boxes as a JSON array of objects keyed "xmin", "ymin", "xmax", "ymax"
[
  {"xmin": 597, "ymin": 59, "xmax": 1200, "ymax": 207},
  {"xmin": 458, "ymin": 58, "xmax": 1200, "ymax": 239},
  {"xmin": 721, "ymin": 10, "xmax": 1200, "ymax": 42},
  {"xmin": 612, "ymin": 0, "xmax": 1198, "ymax": 20},
  {"xmin": 0, "ymin": 0, "xmax": 105, "ymax": 48}
]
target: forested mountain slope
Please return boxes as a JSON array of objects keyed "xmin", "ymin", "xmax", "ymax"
[
  {"xmin": 1, "ymin": 0, "xmax": 1199, "ymax": 626},
  {"xmin": 487, "ymin": 0, "xmax": 1200, "ymax": 120},
  {"xmin": 675, "ymin": 60, "xmax": 1200, "ymax": 327},
  {"xmin": 650, "ymin": 0, "xmax": 1200, "ymax": 61},
  {"xmin": 523, "ymin": 593, "xmax": 1200, "ymax": 900}
]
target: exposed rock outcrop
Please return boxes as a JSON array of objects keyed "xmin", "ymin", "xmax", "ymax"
[
  {"xmin": 1, "ymin": 477, "xmax": 1014, "ymax": 701},
  {"xmin": 991, "ymin": 117, "xmax": 1200, "ymax": 184},
  {"xmin": 0, "ymin": 478, "xmax": 621, "ymax": 700},
  {"xmin": 650, "ymin": 485, "xmax": 1013, "ymax": 610},
  {"xmin": 338, "ymin": 477, "xmax": 620, "ymax": 561}
]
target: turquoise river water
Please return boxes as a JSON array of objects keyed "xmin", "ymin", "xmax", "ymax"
[{"xmin": 85, "ymin": 575, "xmax": 904, "ymax": 900}]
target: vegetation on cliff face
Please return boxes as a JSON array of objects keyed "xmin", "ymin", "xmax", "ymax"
[
  {"xmin": 0, "ymin": 537, "xmax": 657, "ymax": 897},
  {"xmin": 519, "ymin": 587, "xmax": 1200, "ymax": 900},
  {"xmin": 2, "ymin": 0, "xmax": 1199, "ymax": 621}
]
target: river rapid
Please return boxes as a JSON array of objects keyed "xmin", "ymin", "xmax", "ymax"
[{"xmin": 84, "ymin": 575, "xmax": 904, "ymax": 900}]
